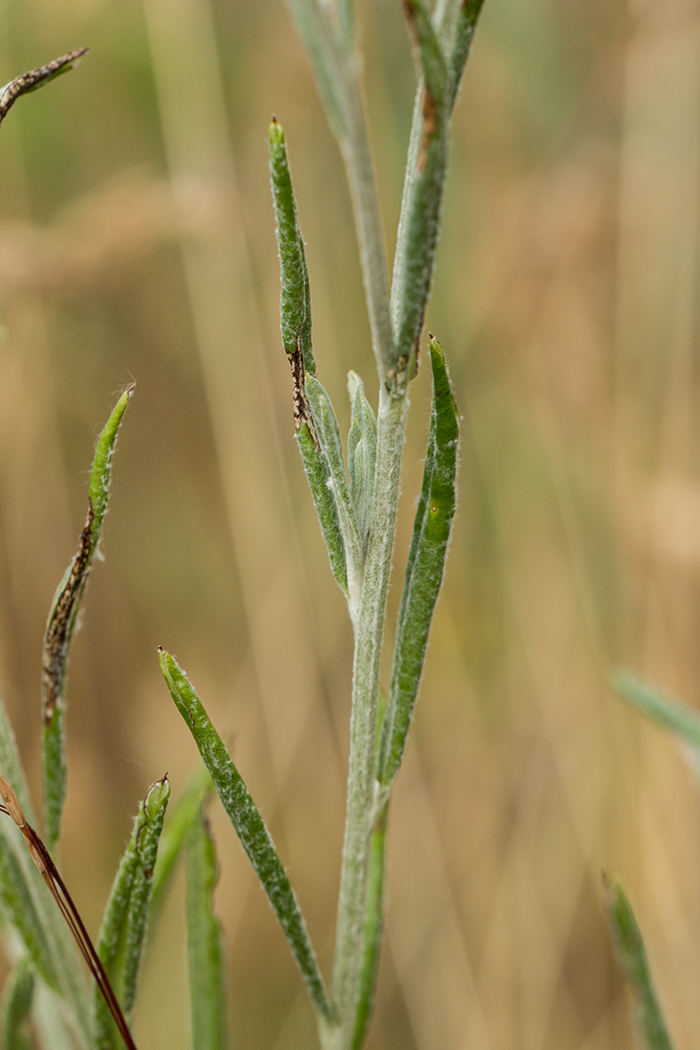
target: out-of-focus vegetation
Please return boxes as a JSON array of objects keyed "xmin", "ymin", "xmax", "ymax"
[{"xmin": 1, "ymin": 0, "xmax": 700, "ymax": 1048}]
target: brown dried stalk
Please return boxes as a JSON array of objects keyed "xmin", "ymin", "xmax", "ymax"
[{"xmin": 0, "ymin": 774, "xmax": 138, "ymax": 1050}]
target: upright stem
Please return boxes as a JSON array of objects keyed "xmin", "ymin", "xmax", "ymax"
[{"xmin": 329, "ymin": 384, "xmax": 409, "ymax": 1047}]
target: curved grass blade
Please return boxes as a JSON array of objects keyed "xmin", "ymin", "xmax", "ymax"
[
  {"xmin": 604, "ymin": 875, "xmax": 674, "ymax": 1050},
  {"xmin": 378, "ymin": 338, "xmax": 458, "ymax": 786},
  {"xmin": 347, "ymin": 372, "xmax": 377, "ymax": 554},
  {"xmin": 1, "ymin": 958, "xmax": 34, "ymax": 1050},
  {"xmin": 150, "ymin": 763, "xmax": 213, "ymax": 913},
  {"xmin": 269, "ymin": 119, "xmax": 315, "ymax": 378},
  {"xmin": 351, "ymin": 802, "xmax": 387, "ymax": 1050},
  {"xmin": 159, "ymin": 649, "xmax": 332, "ymax": 1022},
  {"xmin": 186, "ymin": 808, "xmax": 226, "ymax": 1050},
  {"xmin": 612, "ymin": 670, "xmax": 700, "ymax": 779},
  {"xmin": 42, "ymin": 385, "xmax": 134, "ymax": 849},
  {"xmin": 0, "ymin": 49, "xmax": 88, "ymax": 129},
  {"xmin": 94, "ymin": 776, "xmax": 170, "ymax": 1050}
]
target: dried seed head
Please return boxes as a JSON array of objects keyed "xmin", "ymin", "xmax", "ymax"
[{"xmin": 0, "ymin": 774, "xmax": 26, "ymax": 827}]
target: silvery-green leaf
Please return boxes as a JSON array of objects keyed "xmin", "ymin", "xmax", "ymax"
[
  {"xmin": 159, "ymin": 649, "xmax": 332, "ymax": 1022},
  {"xmin": 269, "ymin": 119, "xmax": 315, "ymax": 377},
  {"xmin": 186, "ymin": 809, "xmax": 225, "ymax": 1050},
  {"xmin": 95, "ymin": 777, "xmax": 170, "ymax": 1049},
  {"xmin": 379, "ymin": 338, "xmax": 458, "ymax": 786},
  {"xmin": 42, "ymin": 386, "xmax": 134, "ymax": 849},
  {"xmin": 347, "ymin": 372, "xmax": 377, "ymax": 552}
]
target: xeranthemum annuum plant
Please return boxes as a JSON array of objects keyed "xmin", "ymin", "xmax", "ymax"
[{"xmin": 0, "ymin": 4, "xmax": 489, "ymax": 1049}]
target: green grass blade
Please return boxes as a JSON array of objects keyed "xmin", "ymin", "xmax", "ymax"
[
  {"xmin": 1, "ymin": 958, "xmax": 35, "ymax": 1050},
  {"xmin": 42, "ymin": 385, "xmax": 134, "ymax": 849},
  {"xmin": 95, "ymin": 776, "xmax": 170, "ymax": 1049},
  {"xmin": 186, "ymin": 809, "xmax": 226, "ymax": 1050},
  {"xmin": 446, "ymin": 0, "xmax": 486, "ymax": 112},
  {"xmin": 379, "ymin": 338, "xmax": 458, "ymax": 786},
  {"xmin": 150, "ymin": 764, "xmax": 213, "ymax": 913},
  {"xmin": 612, "ymin": 669, "xmax": 700, "ymax": 774},
  {"xmin": 347, "ymin": 373, "xmax": 377, "ymax": 553},
  {"xmin": 351, "ymin": 803, "xmax": 387, "ymax": 1050},
  {"xmin": 297, "ymin": 424, "xmax": 349, "ymax": 595},
  {"xmin": 604, "ymin": 875, "xmax": 674, "ymax": 1050},
  {"xmin": 159, "ymin": 649, "xmax": 333, "ymax": 1022},
  {"xmin": 0, "ymin": 49, "xmax": 88, "ymax": 129},
  {"xmin": 269, "ymin": 119, "xmax": 315, "ymax": 378}
]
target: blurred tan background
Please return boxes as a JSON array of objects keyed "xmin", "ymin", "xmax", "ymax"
[{"xmin": 1, "ymin": 0, "xmax": 700, "ymax": 1047}]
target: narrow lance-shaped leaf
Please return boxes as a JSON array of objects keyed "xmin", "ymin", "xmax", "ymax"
[
  {"xmin": 446, "ymin": 0, "xmax": 485, "ymax": 113},
  {"xmin": 305, "ymin": 375, "xmax": 363, "ymax": 596},
  {"xmin": 612, "ymin": 670, "xmax": 700, "ymax": 781},
  {"xmin": 150, "ymin": 763, "xmax": 213, "ymax": 913},
  {"xmin": 269, "ymin": 119, "xmax": 315, "ymax": 377},
  {"xmin": 0, "ymin": 958, "xmax": 34, "ymax": 1050},
  {"xmin": 297, "ymin": 424, "xmax": 349, "ymax": 595},
  {"xmin": 283, "ymin": 0, "xmax": 347, "ymax": 139},
  {"xmin": 186, "ymin": 808, "xmax": 226, "ymax": 1050},
  {"xmin": 42, "ymin": 385, "xmax": 134, "ymax": 849},
  {"xmin": 0, "ymin": 49, "xmax": 88, "ymax": 129},
  {"xmin": 391, "ymin": 4, "xmax": 450, "ymax": 376},
  {"xmin": 95, "ymin": 776, "xmax": 170, "ymax": 1050},
  {"xmin": 352, "ymin": 803, "xmax": 387, "ymax": 1050},
  {"xmin": 159, "ymin": 649, "xmax": 333, "ymax": 1022},
  {"xmin": 378, "ymin": 338, "xmax": 458, "ymax": 786},
  {"xmin": 604, "ymin": 875, "xmax": 674, "ymax": 1050},
  {"xmin": 347, "ymin": 372, "xmax": 377, "ymax": 554}
]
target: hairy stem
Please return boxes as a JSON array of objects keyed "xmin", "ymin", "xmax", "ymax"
[{"xmin": 328, "ymin": 386, "xmax": 408, "ymax": 1047}]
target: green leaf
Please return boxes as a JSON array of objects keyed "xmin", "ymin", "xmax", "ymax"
[
  {"xmin": 42, "ymin": 385, "xmax": 134, "ymax": 850},
  {"xmin": 283, "ymin": 0, "xmax": 347, "ymax": 139},
  {"xmin": 604, "ymin": 875, "xmax": 674, "ymax": 1050},
  {"xmin": 186, "ymin": 808, "xmax": 226, "ymax": 1050},
  {"xmin": 611, "ymin": 670, "xmax": 700, "ymax": 777},
  {"xmin": 391, "ymin": 7, "xmax": 450, "ymax": 373},
  {"xmin": 305, "ymin": 376, "xmax": 362, "ymax": 588},
  {"xmin": 351, "ymin": 803, "xmax": 387, "ymax": 1050},
  {"xmin": 95, "ymin": 776, "xmax": 170, "ymax": 1049},
  {"xmin": 269, "ymin": 119, "xmax": 315, "ymax": 377},
  {"xmin": 0, "ymin": 49, "xmax": 88, "ymax": 129},
  {"xmin": 0, "ymin": 698, "xmax": 91, "ymax": 1043},
  {"xmin": 378, "ymin": 338, "xmax": 458, "ymax": 786},
  {"xmin": 1, "ymin": 958, "xmax": 35, "ymax": 1050},
  {"xmin": 347, "ymin": 372, "xmax": 377, "ymax": 553},
  {"xmin": 297, "ymin": 423, "xmax": 349, "ymax": 595},
  {"xmin": 150, "ymin": 763, "xmax": 213, "ymax": 913},
  {"xmin": 402, "ymin": 0, "xmax": 448, "ymax": 109},
  {"xmin": 447, "ymin": 0, "xmax": 485, "ymax": 112},
  {"xmin": 159, "ymin": 649, "xmax": 332, "ymax": 1022}
]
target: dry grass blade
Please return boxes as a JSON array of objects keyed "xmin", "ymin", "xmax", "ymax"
[
  {"xmin": 0, "ymin": 776, "xmax": 138, "ymax": 1050},
  {"xmin": 0, "ymin": 49, "xmax": 88, "ymax": 127}
]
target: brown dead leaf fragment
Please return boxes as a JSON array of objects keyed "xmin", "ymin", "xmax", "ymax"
[
  {"xmin": 0, "ymin": 49, "xmax": 88, "ymax": 128},
  {"xmin": 42, "ymin": 502, "xmax": 95, "ymax": 724}
]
